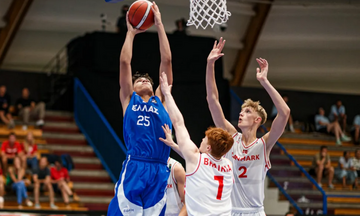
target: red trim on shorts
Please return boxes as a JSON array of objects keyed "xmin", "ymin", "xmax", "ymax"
[
  {"xmin": 186, "ymin": 153, "xmax": 201, "ymax": 177},
  {"xmin": 241, "ymin": 138, "xmax": 259, "ymax": 149}
]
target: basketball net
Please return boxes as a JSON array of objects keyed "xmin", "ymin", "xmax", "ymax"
[{"xmin": 187, "ymin": 0, "xmax": 231, "ymax": 29}]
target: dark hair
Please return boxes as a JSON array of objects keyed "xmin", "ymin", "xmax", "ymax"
[
  {"xmin": 355, "ymin": 148, "xmax": 360, "ymax": 154},
  {"xmin": 132, "ymin": 72, "xmax": 154, "ymax": 86},
  {"xmin": 320, "ymin": 145, "xmax": 327, "ymax": 151},
  {"xmin": 175, "ymin": 18, "xmax": 187, "ymax": 28},
  {"xmin": 343, "ymin": 151, "xmax": 348, "ymax": 157},
  {"xmin": 9, "ymin": 132, "xmax": 16, "ymax": 137}
]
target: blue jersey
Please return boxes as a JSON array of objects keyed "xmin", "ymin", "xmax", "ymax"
[{"xmin": 123, "ymin": 92, "xmax": 172, "ymax": 163}]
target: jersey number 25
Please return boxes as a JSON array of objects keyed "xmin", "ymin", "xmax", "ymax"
[{"xmin": 137, "ymin": 115, "xmax": 150, "ymax": 126}]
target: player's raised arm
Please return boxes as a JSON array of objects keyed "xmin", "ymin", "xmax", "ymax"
[
  {"xmin": 119, "ymin": 13, "xmax": 145, "ymax": 113},
  {"xmin": 160, "ymin": 72, "xmax": 199, "ymax": 166},
  {"xmin": 257, "ymin": 58, "xmax": 290, "ymax": 155},
  {"xmin": 206, "ymin": 38, "xmax": 237, "ymax": 134},
  {"xmin": 153, "ymin": 2, "xmax": 173, "ymax": 102},
  {"xmin": 159, "ymin": 124, "xmax": 184, "ymax": 158}
]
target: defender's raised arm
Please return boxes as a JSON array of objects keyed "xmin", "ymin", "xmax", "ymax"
[{"xmin": 206, "ymin": 38, "xmax": 236, "ymax": 134}]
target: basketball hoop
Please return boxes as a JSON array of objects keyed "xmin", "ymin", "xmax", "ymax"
[{"xmin": 187, "ymin": 0, "xmax": 231, "ymax": 29}]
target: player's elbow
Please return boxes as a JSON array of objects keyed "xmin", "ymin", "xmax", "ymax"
[
  {"xmin": 120, "ymin": 57, "xmax": 131, "ymax": 65},
  {"xmin": 161, "ymin": 55, "xmax": 172, "ymax": 64}
]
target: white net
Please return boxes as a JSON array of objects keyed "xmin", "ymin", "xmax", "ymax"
[{"xmin": 187, "ymin": 0, "xmax": 231, "ymax": 29}]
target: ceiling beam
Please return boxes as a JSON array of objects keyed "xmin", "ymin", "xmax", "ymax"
[
  {"xmin": 0, "ymin": 0, "xmax": 33, "ymax": 66},
  {"xmin": 230, "ymin": 0, "xmax": 273, "ymax": 86}
]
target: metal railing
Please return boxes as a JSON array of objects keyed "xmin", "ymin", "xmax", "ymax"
[{"xmin": 74, "ymin": 78, "xmax": 127, "ymax": 183}]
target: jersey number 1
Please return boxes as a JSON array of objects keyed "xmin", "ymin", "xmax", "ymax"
[{"xmin": 214, "ymin": 176, "xmax": 224, "ymax": 200}]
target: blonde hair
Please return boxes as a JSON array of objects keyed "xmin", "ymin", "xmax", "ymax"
[
  {"xmin": 241, "ymin": 99, "xmax": 267, "ymax": 125},
  {"xmin": 24, "ymin": 132, "xmax": 34, "ymax": 153}
]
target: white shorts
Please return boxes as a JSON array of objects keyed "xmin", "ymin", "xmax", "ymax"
[{"xmin": 232, "ymin": 207, "xmax": 266, "ymax": 216}]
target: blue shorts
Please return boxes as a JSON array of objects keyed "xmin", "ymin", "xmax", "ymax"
[{"xmin": 107, "ymin": 155, "xmax": 169, "ymax": 216}]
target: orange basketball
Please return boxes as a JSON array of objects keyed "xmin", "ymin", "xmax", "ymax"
[{"xmin": 128, "ymin": 0, "xmax": 154, "ymax": 30}]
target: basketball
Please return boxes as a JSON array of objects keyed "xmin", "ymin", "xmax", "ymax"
[{"xmin": 128, "ymin": 0, "xmax": 154, "ymax": 30}]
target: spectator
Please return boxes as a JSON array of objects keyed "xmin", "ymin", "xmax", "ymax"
[
  {"xmin": 0, "ymin": 85, "xmax": 14, "ymax": 128},
  {"xmin": 285, "ymin": 212, "xmax": 295, "ymax": 216},
  {"xmin": 173, "ymin": 18, "xmax": 188, "ymax": 36},
  {"xmin": 353, "ymin": 148, "xmax": 360, "ymax": 189},
  {"xmin": 6, "ymin": 157, "xmax": 33, "ymax": 209},
  {"xmin": 312, "ymin": 146, "xmax": 334, "ymax": 189},
  {"xmin": 329, "ymin": 100, "xmax": 347, "ymax": 133},
  {"xmin": 33, "ymin": 157, "xmax": 58, "ymax": 209},
  {"xmin": 0, "ymin": 167, "xmax": 3, "ymax": 209},
  {"xmin": 351, "ymin": 115, "xmax": 360, "ymax": 145},
  {"xmin": 271, "ymin": 95, "xmax": 295, "ymax": 132},
  {"xmin": 51, "ymin": 159, "xmax": 78, "ymax": 208},
  {"xmin": 315, "ymin": 107, "xmax": 351, "ymax": 146},
  {"xmin": 335, "ymin": 151, "xmax": 357, "ymax": 188},
  {"xmin": 16, "ymin": 88, "xmax": 46, "ymax": 130},
  {"xmin": 1, "ymin": 133, "xmax": 25, "ymax": 171},
  {"xmin": 21, "ymin": 132, "xmax": 38, "ymax": 172},
  {"xmin": 116, "ymin": 5, "xmax": 129, "ymax": 33}
]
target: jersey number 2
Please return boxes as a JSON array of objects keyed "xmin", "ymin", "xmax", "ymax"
[
  {"xmin": 238, "ymin": 166, "xmax": 247, "ymax": 178},
  {"xmin": 137, "ymin": 115, "xmax": 150, "ymax": 126},
  {"xmin": 214, "ymin": 176, "xmax": 224, "ymax": 200}
]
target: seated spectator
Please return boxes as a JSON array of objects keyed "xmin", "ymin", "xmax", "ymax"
[
  {"xmin": 271, "ymin": 95, "xmax": 295, "ymax": 132},
  {"xmin": 353, "ymin": 148, "xmax": 360, "ymax": 189},
  {"xmin": 315, "ymin": 107, "xmax": 351, "ymax": 145},
  {"xmin": 6, "ymin": 157, "xmax": 33, "ymax": 209},
  {"xmin": 0, "ymin": 85, "xmax": 15, "ymax": 128},
  {"xmin": 351, "ymin": 115, "xmax": 360, "ymax": 145},
  {"xmin": 16, "ymin": 88, "xmax": 45, "ymax": 130},
  {"xmin": 0, "ymin": 85, "xmax": 15, "ymax": 129},
  {"xmin": 335, "ymin": 151, "xmax": 357, "ymax": 188},
  {"xmin": 0, "ymin": 167, "xmax": 3, "ymax": 209},
  {"xmin": 1, "ymin": 133, "xmax": 25, "ymax": 171},
  {"xmin": 312, "ymin": 146, "xmax": 334, "ymax": 189},
  {"xmin": 21, "ymin": 132, "xmax": 38, "ymax": 172},
  {"xmin": 33, "ymin": 157, "xmax": 57, "ymax": 209},
  {"xmin": 51, "ymin": 159, "xmax": 78, "ymax": 208},
  {"xmin": 329, "ymin": 100, "xmax": 347, "ymax": 133}
]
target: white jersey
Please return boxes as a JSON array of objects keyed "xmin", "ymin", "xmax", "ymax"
[
  {"xmin": 185, "ymin": 153, "xmax": 233, "ymax": 216},
  {"xmin": 165, "ymin": 158, "xmax": 183, "ymax": 216},
  {"xmin": 224, "ymin": 132, "xmax": 271, "ymax": 213}
]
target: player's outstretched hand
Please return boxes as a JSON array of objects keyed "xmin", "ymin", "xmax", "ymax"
[
  {"xmin": 256, "ymin": 58, "xmax": 269, "ymax": 83},
  {"xmin": 207, "ymin": 37, "xmax": 226, "ymax": 63},
  {"xmin": 159, "ymin": 124, "xmax": 176, "ymax": 147},
  {"xmin": 160, "ymin": 72, "xmax": 172, "ymax": 95},
  {"xmin": 126, "ymin": 12, "xmax": 146, "ymax": 35},
  {"xmin": 152, "ymin": 1, "xmax": 162, "ymax": 26}
]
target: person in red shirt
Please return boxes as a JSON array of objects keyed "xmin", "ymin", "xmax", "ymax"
[
  {"xmin": 50, "ymin": 159, "xmax": 77, "ymax": 208},
  {"xmin": 21, "ymin": 132, "xmax": 38, "ymax": 172},
  {"xmin": 1, "ymin": 133, "xmax": 24, "ymax": 171}
]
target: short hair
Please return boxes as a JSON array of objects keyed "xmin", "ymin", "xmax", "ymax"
[
  {"xmin": 132, "ymin": 72, "xmax": 154, "ymax": 86},
  {"xmin": 343, "ymin": 151, "xmax": 348, "ymax": 157},
  {"xmin": 320, "ymin": 145, "xmax": 327, "ymax": 151},
  {"xmin": 9, "ymin": 132, "xmax": 16, "ymax": 137},
  {"xmin": 241, "ymin": 99, "xmax": 267, "ymax": 125},
  {"xmin": 205, "ymin": 127, "xmax": 234, "ymax": 158}
]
